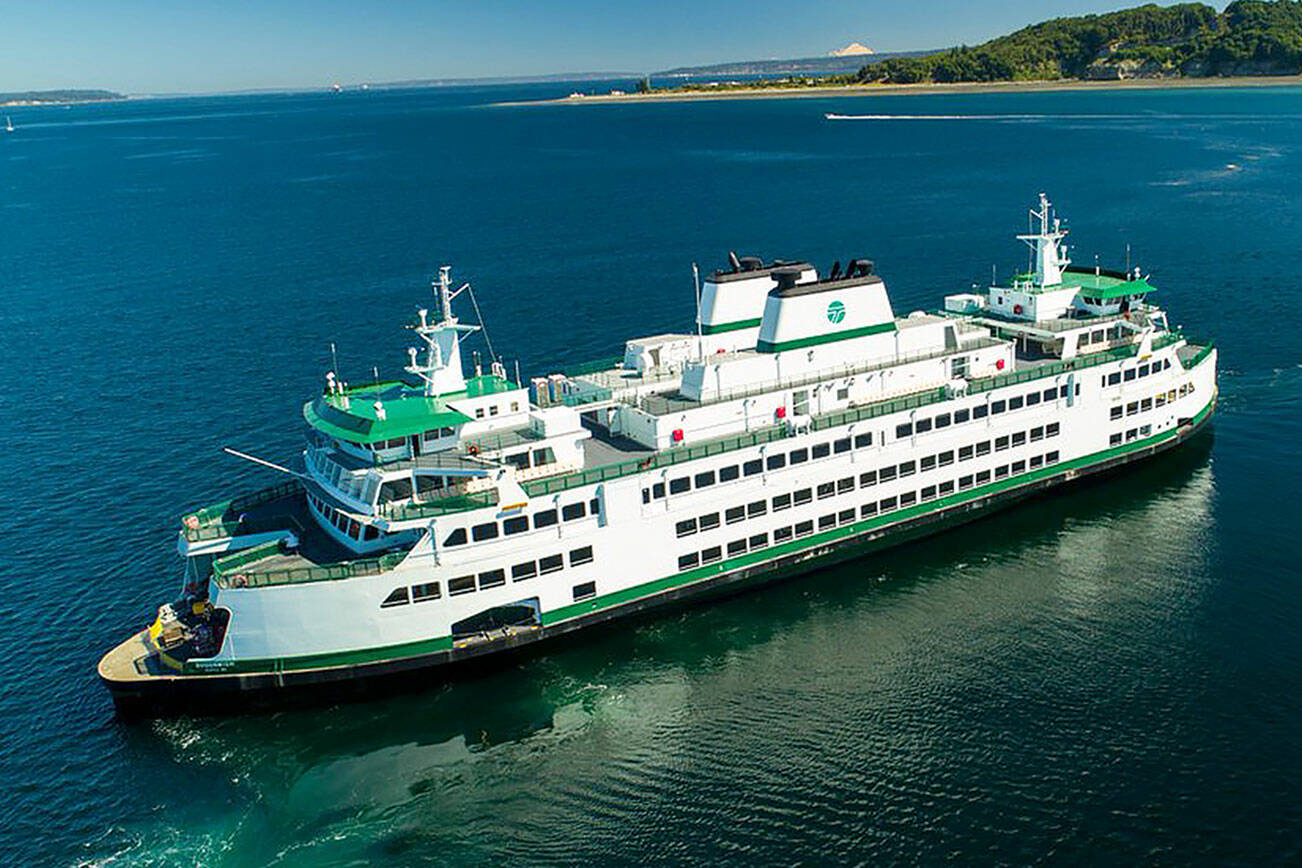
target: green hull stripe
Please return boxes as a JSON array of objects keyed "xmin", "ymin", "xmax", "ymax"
[
  {"xmin": 190, "ymin": 397, "xmax": 1214, "ymax": 677},
  {"xmin": 701, "ymin": 318, "xmax": 762, "ymax": 335},
  {"xmin": 757, "ymin": 321, "xmax": 897, "ymax": 353}
]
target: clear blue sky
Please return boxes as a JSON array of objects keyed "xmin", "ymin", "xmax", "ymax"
[{"xmin": 2, "ymin": 0, "xmax": 1177, "ymax": 94}]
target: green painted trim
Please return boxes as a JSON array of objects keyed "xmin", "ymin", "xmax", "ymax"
[
  {"xmin": 192, "ymin": 396, "xmax": 1213, "ymax": 677},
  {"xmin": 186, "ymin": 633, "xmax": 454, "ymax": 675},
  {"xmin": 701, "ymin": 317, "xmax": 762, "ymax": 335},
  {"xmin": 757, "ymin": 320, "xmax": 897, "ymax": 353}
]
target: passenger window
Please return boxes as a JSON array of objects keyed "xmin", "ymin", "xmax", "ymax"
[
  {"xmin": 562, "ymin": 502, "xmax": 586, "ymax": 521},
  {"xmin": 381, "ymin": 587, "xmax": 410, "ymax": 608},
  {"xmin": 443, "ymin": 527, "xmax": 467, "ymax": 547},
  {"xmin": 478, "ymin": 569, "xmax": 505, "ymax": 590},
  {"xmin": 533, "ymin": 509, "xmax": 558, "ymax": 528},
  {"xmin": 471, "ymin": 522, "xmax": 499, "ymax": 541},
  {"xmin": 412, "ymin": 582, "xmax": 441, "ymax": 602}
]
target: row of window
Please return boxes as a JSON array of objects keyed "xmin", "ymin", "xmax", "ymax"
[
  {"xmin": 644, "ymin": 433, "xmax": 875, "ymax": 502},
  {"xmin": 895, "ymin": 385, "xmax": 1075, "ymax": 440},
  {"xmin": 442, "ymin": 498, "xmax": 600, "ymax": 547},
  {"xmin": 381, "ymin": 575, "xmax": 598, "ymax": 609},
  {"xmin": 472, "ymin": 400, "xmax": 522, "ymax": 420},
  {"xmin": 670, "ymin": 423, "xmax": 1061, "ymax": 541},
  {"xmin": 676, "ymin": 450, "xmax": 1063, "ymax": 572},
  {"xmin": 1101, "ymin": 357, "xmax": 1172, "ymax": 388},
  {"xmin": 342, "ymin": 426, "xmax": 459, "ymax": 455},
  {"xmin": 308, "ymin": 492, "xmax": 382, "ymax": 541},
  {"xmin": 381, "ymin": 545, "xmax": 596, "ymax": 607},
  {"xmin": 1110, "ymin": 425, "xmax": 1153, "ymax": 446},
  {"xmin": 1107, "ymin": 381, "xmax": 1196, "ymax": 422}
]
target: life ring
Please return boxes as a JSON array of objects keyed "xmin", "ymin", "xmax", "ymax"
[
  {"xmin": 231, "ymin": 574, "xmax": 247, "ymax": 588},
  {"xmin": 467, "ymin": 444, "xmax": 479, "ymax": 456},
  {"xmin": 1013, "ymin": 304, "xmax": 1023, "ymax": 315}
]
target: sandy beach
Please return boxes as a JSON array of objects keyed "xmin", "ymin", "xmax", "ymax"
[{"xmin": 499, "ymin": 74, "xmax": 1302, "ymax": 106}]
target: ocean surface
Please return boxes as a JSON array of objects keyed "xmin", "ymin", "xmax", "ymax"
[{"xmin": 2, "ymin": 80, "xmax": 1301, "ymax": 866}]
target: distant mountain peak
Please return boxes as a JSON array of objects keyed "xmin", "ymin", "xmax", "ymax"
[{"xmin": 831, "ymin": 42, "xmax": 874, "ymax": 57}]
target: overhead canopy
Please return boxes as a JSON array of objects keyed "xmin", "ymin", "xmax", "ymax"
[
  {"xmin": 304, "ymin": 391, "xmax": 472, "ymax": 444},
  {"xmin": 1062, "ymin": 270, "xmax": 1156, "ymax": 299}
]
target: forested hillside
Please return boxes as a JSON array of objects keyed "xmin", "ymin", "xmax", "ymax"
[{"xmin": 859, "ymin": 1, "xmax": 1302, "ymax": 83}]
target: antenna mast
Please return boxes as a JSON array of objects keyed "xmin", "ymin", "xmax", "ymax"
[{"xmin": 693, "ymin": 263, "xmax": 703, "ymax": 360}]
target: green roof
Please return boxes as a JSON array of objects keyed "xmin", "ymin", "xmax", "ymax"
[
  {"xmin": 304, "ymin": 385, "xmax": 472, "ymax": 444},
  {"xmin": 449, "ymin": 374, "xmax": 520, "ymax": 400},
  {"xmin": 1060, "ymin": 271, "xmax": 1156, "ymax": 299}
]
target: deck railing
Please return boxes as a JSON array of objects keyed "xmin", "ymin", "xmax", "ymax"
[
  {"xmin": 380, "ymin": 492, "xmax": 499, "ymax": 522},
  {"xmin": 522, "ymin": 425, "xmax": 793, "ymax": 496},
  {"xmin": 182, "ymin": 480, "xmax": 303, "ymax": 542},
  {"xmin": 213, "ymin": 547, "xmax": 407, "ymax": 589},
  {"xmin": 1180, "ymin": 339, "xmax": 1216, "ymax": 370}
]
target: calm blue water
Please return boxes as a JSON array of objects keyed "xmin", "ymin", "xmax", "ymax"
[{"xmin": 3, "ymin": 81, "xmax": 1301, "ymax": 866}]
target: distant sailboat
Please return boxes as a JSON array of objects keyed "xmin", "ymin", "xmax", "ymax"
[{"xmin": 4, "ymin": 117, "xmax": 12, "ymax": 133}]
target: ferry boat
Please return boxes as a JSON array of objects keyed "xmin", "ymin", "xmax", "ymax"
[{"xmin": 98, "ymin": 195, "xmax": 1218, "ymax": 714}]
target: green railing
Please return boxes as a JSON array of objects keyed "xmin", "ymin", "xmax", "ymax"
[
  {"xmin": 811, "ymin": 387, "xmax": 948, "ymax": 431},
  {"xmin": 182, "ymin": 480, "xmax": 303, "ymax": 541},
  {"xmin": 212, "ymin": 539, "xmax": 285, "ymax": 576},
  {"xmin": 214, "ymin": 549, "xmax": 408, "ymax": 589},
  {"xmin": 382, "ymin": 492, "xmax": 499, "ymax": 522},
  {"xmin": 966, "ymin": 333, "xmax": 1181, "ymax": 395},
  {"xmin": 562, "ymin": 387, "xmax": 614, "ymax": 407},
  {"xmin": 523, "ymin": 425, "xmax": 793, "ymax": 496},
  {"xmin": 1181, "ymin": 339, "xmax": 1216, "ymax": 370}
]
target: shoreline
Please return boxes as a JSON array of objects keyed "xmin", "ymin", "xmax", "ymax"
[{"xmin": 497, "ymin": 74, "xmax": 1302, "ymax": 106}]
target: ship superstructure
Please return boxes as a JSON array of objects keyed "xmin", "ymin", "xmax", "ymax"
[{"xmin": 99, "ymin": 195, "xmax": 1218, "ymax": 713}]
